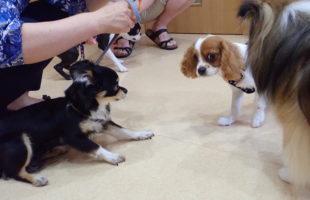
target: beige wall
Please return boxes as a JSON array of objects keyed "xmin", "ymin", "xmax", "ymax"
[{"xmin": 157, "ymin": 0, "xmax": 245, "ymax": 34}]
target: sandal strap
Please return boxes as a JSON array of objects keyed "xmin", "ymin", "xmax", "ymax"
[
  {"xmin": 113, "ymin": 47, "xmax": 132, "ymax": 54},
  {"xmin": 149, "ymin": 29, "xmax": 168, "ymax": 41},
  {"xmin": 159, "ymin": 38, "xmax": 174, "ymax": 48},
  {"xmin": 114, "ymin": 36, "xmax": 125, "ymax": 44}
]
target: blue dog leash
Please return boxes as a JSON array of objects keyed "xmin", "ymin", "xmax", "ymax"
[
  {"xmin": 95, "ymin": 0, "xmax": 141, "ymax": 65},
  {"xmin": 126, "ymin": 0, "xmax": 141, "ymax": 23}
]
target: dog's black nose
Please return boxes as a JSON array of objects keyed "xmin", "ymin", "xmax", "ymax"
[
  {"xmin": 242, "ymin": 88, "xmax": 256, "ymax": 94},
  {"xmin": 120, "ymin": 87, "xmax": 128, "ymax": 94},
  {"xmin": 198, "ymin": 67, "xmax": 207, "ymax": 75}
]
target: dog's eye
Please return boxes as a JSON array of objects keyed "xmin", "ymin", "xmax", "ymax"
[
  {"xmin": 193, "ymin": 54, "xmax": 198, "ymax": 62},
  {"xmin": 206, "ymin": 53, "xmax": 216, "ymax": 62}
]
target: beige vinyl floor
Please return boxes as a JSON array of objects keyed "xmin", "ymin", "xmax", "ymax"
[{"xmin": 1, "ymin": 34, "xmax": 309, "ymax": 200}]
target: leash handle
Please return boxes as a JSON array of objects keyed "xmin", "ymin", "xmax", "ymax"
[{"xmin": 126, "ymin": 0, "xmax": 141, "ymax": 23}]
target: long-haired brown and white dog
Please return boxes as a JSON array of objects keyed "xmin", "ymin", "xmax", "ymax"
[
  {"xmin": 238, "ymin": 0, "xmax": 310, "ymax": 186},
  {"xmin": 181, "ymin": 35, "xmax": 267, "ymax": 128}
]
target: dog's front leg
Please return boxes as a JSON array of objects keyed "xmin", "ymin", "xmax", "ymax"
[
  {"xmin": 251, "ymin": 93, "xmax": 267, "ymax": 128},
  {"xmin": 65, "ymin": 134, "xmax": 125, "ymax": 165},
  {"xmin": 218, "ymin": 87, "xmax": 244, "ymax": 126},
  {"xmin": 105, "ymin": 121, "xmax": 154, "ymax": 140},
  {"xmin": 106, "ymin": 50, "xmax": 128, "ymax": 72}
]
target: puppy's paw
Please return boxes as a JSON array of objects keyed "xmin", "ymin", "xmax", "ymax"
[
  {"xmin": 118, "ymin": 65, "xmax": 128, "ymax": 73},
  {"xmin": 278, "ymin": 167, "xmax": 292, "ymax": 184},
  {"xmin": 133, "ymin": 131, "xmax": 155, "ymax": 140},
  {"xmin": 252, "ymin": 111, "xmax": 265, "ymax": 128},
  {"xmin": 218, "ymin": 116, "xmax": 234, "ymax": 126},
  {"xmin": 33, "ymin": 176, "xmax": 48, "ymax": 187},
  {"xmin": 105, "ymin": 153, "xmax": 126, "ymax": 166}
]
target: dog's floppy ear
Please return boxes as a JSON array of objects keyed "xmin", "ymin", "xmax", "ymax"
[
  {"xmin": 220, "ymin": 40, "xmax": 243, "ymax": 81},
  {"xmin": 181, "ymin": 44, "xmax": 198, "ymax": 78},
  {"xmin": 70, "ymin": 60, "xmax": 95, "ymax": 85}
]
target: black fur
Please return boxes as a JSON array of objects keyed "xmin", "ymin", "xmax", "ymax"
[
  {"xmin": 54, "ymin": 47, "xmax": 79, "ymax": 80},
  {"xmin": 0, "ymin": 60, "xmax": 128, "ymax": 185},
  {"xmin": 237, "ymin": 0, "xmax": 262, "ymax": 47},
  {"xmin": 53, "ymin": 23, "xmax": 141, "ymax": 79}
]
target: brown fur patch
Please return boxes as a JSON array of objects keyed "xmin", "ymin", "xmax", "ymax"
[
  {"xmin": 181, "ymin": 44, "xmax": 198, "ymax": 78},
  {"xmin": 80, "ymin": 120, "xmax": 103, "ymax": 134},
  {"xmin": 219, "ymin": 40, "xmax": 244, "ymax": 81}
]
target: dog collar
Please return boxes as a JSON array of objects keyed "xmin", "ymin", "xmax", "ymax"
[
  {"xmin": 66, "ymin": 103, "xmax": 90, "ymax": 118},
  {"xmin": 228, "ymin": 74, "xmax": 256, "ymax": 94}
]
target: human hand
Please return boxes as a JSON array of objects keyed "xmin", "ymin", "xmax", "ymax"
[
  {"xmin": 85, "ymin": 36, "xmax": 97, "ymax": 45},
  {"xmin": 92, "ymin": 1, "xmax": 135, "ymax": 34}
]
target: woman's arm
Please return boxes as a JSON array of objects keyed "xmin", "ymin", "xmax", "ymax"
[{"xmin": 22, "ymin": 1, "xmax": 134, "ymax": 64}]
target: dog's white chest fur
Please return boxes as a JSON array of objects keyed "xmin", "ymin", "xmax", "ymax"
[{"xmin": 90, "ymin": 103, "xmax": 111, "ymax": 121}]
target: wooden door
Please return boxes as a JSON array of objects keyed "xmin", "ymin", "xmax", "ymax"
[{"xmin": 166, "ymin": 0, "xmax": 244, "ymax": 34}]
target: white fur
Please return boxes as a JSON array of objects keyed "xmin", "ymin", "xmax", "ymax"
[
  {"xmin": 91, "ymin": 146, "xmax": 125, "ymax": 165},
  {"xmin": 195, "ymin": 35, "xmax": 219, "ymax": 76},
  {"xmin": 195, "ymin": 37, "xmax": 267, "ymax": 127},
  {"xmin": 106, "ymin": 49, "xmax": 128, "ymax": 72},
  {"xmin": 105, "ymin": 126, "xmax": 154, "ymax": 141},
  {"xmin": 104, "ymin": 30, "xmax": 141, "ymax": 73},
  {"xmin": 280, "ymin": 1, "xmax": 310, "ymax": 30},
  {"xmin": 90, "ymin": 103, "xmax": 111, "ymax": 121}
]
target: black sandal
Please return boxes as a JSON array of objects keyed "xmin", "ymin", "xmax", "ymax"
[
  {"xmin": 112, "ymin": 37, "xmax": 135, "ymax": 58},
  {"xmin": 146, "ymin": 29, "xmax": 178, "ymax": 50}
]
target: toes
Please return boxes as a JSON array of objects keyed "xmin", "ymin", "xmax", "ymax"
[
  {"xmin": 33, "ymin": 176, "xmax": 48, "ymax": 187},
  {"xmin": 218, "ymin": 117, "xmax": 234, "ymax": 126},
  {"xmin": 251, "ymin": 119, "xmax": 263, "ymax": 128},
  {"xmin": 278, "ymin": 167, "xmax": 292, "ymax": 184},
  {"xmin": 134, "ymin": 131, "xmax": 155, "ymax": 140},
  {"xmin": 106, "ymin": 154, "xmax": 126, "ymax": 166}
]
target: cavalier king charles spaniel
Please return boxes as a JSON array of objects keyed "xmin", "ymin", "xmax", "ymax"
[
  {"xmin": 238, "ymin": 0, "xmax": 310, "ymax": 186},
  {"xmin": 181, "ymin": 35, "xmax": 267, "ymax": 128}
]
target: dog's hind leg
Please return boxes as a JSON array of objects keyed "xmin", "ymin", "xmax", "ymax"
[
  {"xmin": 218, "ymin": 87, "xmax": 244, "ymax": 126},
  {"xmin": 17, "ymin": 134, "xmax": 48, "ymax": 187},
  {"xmin": 0, "ymin": 134, "xmax": 48, "ymax": 186},
  {"xmin": 104, "ymin": 121, "xmax": 154, "ymax": 140},
  {"xmin": 251, "ymin": 93, "xmax": 267, "ymax": 128}
]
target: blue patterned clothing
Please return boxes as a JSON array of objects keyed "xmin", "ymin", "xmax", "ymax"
[{"xmin": 0, "ymin": 0, "xmax": 87, "ymax": 68}]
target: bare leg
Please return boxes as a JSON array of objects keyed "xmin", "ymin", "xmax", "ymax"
[
  {"xmin": 7, "ymin": 91, "xmax": 43, "ymax": 111},
  {"xmin": 151, "ymin": 0, "xmax": 195, "ymax": 47},
  {"xmin": 113, "ymin": 0, "xmax": 194, "ymax": 56}
]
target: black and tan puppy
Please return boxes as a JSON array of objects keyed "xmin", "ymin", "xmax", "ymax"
[{"xmin": 0, "ymin": 60, "xmax": 154, "ymax": 187}]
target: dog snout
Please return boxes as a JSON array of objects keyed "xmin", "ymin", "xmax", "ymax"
[
  {"xmin": 120, "ymin": 87, "xmax": 128, "ymax": 94},
  {"xmin": 198, "ymin": 67, "xmax": 207, "ymax": 76}
]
